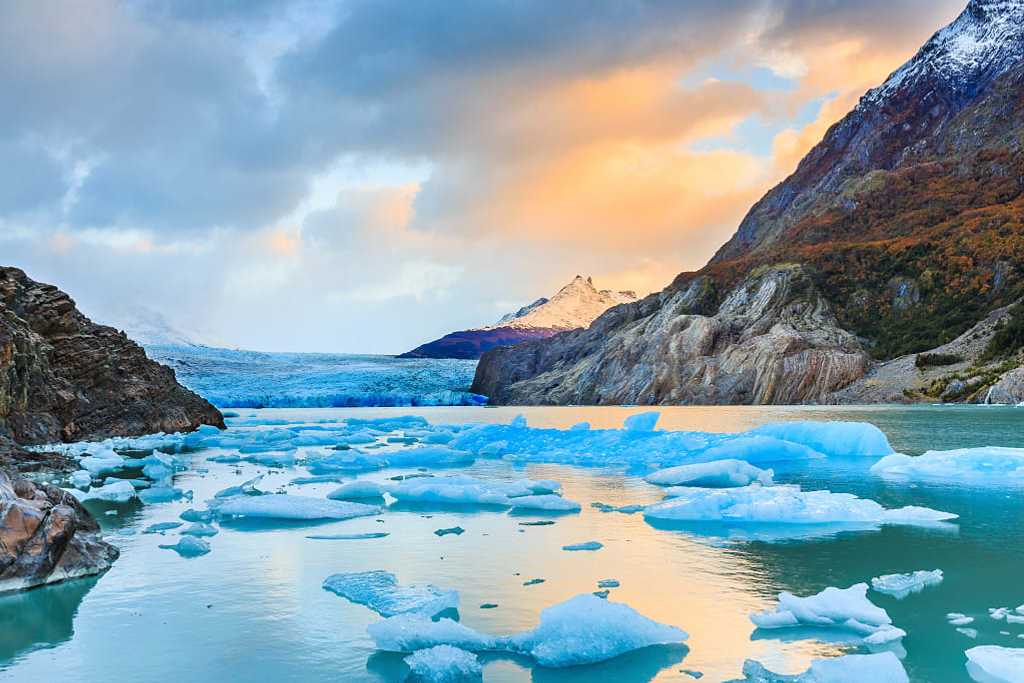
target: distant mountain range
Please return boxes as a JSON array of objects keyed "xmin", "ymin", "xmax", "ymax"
[
  {"xmin": 400, "ymin": 276, "xmax": 637, "ymax": 359},
  {"xmin": 474, "ymin": 0, "xmax": 1024, "ymax": 406}
]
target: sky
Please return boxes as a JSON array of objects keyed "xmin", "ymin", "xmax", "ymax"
[{"xmin": 0, "ymin": 0, "xmax": 965, "ymax": 353}]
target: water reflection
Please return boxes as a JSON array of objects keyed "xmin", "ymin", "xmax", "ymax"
[{"xmin": 0, "ymin": 576, "xmax": 98, "ymax": 664}]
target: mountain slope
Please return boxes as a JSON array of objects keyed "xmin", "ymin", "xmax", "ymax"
[
  {"xmin": 400, "ymin": 276, "xmax": 636, "ymax": 359},
  {"xmin": 474, "ymin": 0, "xmax": 1024, "ymax": 405}
]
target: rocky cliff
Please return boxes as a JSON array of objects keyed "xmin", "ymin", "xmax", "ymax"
[
  {"xmin": 474, "ymin": 0, "xmax": 1024, "ymax": 405},
  {"xmin": 0, "ymin": 266, "xmax": 224, "ymax": 592}
]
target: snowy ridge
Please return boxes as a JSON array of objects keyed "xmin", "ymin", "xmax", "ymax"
[
  {"xmin": 863, "ymin": 0, "xmax": 1024, "ymax": 107},
  {"xmin": 480, "ymin": 275, "xmax": 636, "ymax": 332}
]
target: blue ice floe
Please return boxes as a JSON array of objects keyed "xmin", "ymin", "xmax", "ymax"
[
  {"xmin": 750, "ymin": 583, "xmax": 905, "ymax": 647},
  {"xmin": 211, "ymin": 494, "xmax": 380, "ymax": 521},
  {"xmin": 871, "ymin": 447, "xmax": 1024, "ymax": 484},
  {"xmin": 730, "ymin": 652, "xmax": 908, "ymax": 682},
  {"xmin": 965, "ymin": 645, "xmax": 1024, "ymax": 683},
  {"xmin": 645, "ymin": 459, "xmax": 774, "ymax": 488},
  {"xmin": 326, "ymin": 480, "xmax": 387, "ymax": 501},
  {"xmin": 870, "ymin": 570, "xmax": 943, "ymax": 599},
  {"xmin": 158, "ymin": 536, "xmax": 211, "ymax": 557},
  {"xmin": 322, "ymin": 570, "xmax": 459, "ymax": 618}
]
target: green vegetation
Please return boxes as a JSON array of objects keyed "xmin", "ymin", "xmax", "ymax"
[
  {"xmin": 981, "ymin": 302, "xmax": 1024, "ymax": 361},
  {"xmin": 915, "ymin": 352, "xmax": 962, "ymax": 369}
]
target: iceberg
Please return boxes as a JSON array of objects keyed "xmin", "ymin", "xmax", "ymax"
[
  {"xmin": 387, "ymin": 475, "xmax": 566, "ymax": 508},
  {"xmin": 68, "ymin": 479, "xmax": 136, "ymax": 503},
  {"xmin": 79, "ymin": 450, "xmax": 126, "ymax": 477},
  {"xmin": 871, "ymin": 570, "xmax": 943, "ymax": 599},
  {"xmin": 748, "ymin": 421, "xmax": 893, "ymax": 457},
  {"xmin": 180, "ymin": 508, "xmax": 214, "ymax": 523},
  {"xmin": 948, "ymin": 613, "xmax": 975, "ymax": 626},
  {"xmin": 211, "ymin": 494, "xmax": 380, "ymax": 521},
  {"xmin": 369, "ymin": 615, "xmax": 496, "ymax": 652},
  {"xmin": 751, "ymin": 583, "xmax": 899, "ymax": 644},
  {"xmin": 646, "ymin": 460, "xmax": 774, "ymax": 488},
  {"xmin": 213, "ymin": 475, "xmax": 265, "ymax": 498},
  {"xmin": 405, "ymin": 645, "xmax": 482, "ymax": 681},
  {"xmin": 138, "ymin": 485, "xmax": 190, "ymax": 504},
  {"xmin": 382, "ymin": 446, "xmax": 474, "ymax": 468},
  {"xmin": 158, "ymin": 536, "xmax": 211, "ymax": 557},
  {"xmin": 643, "ymin": 484, "xmax": 956, "ymax": 527},
  {"xmin": 304, "ymin": 450, "xmax": 385, "ymax": 475},
  {"xmin": 730, "ymin": 652, "xmax": 908, "ymax": 682},
  {"xmin": 691, "ymin": 436, "xmax": 824, "ymax": 465},
  {"xmin": 322, "ymin": 570, "xmax": 458, "ymax": 618},
  {"xmin": 326, "ymin": 480, "xmax": 387, "ymax": 500},
  {"xmin": 508, "ymin": 594, "xmax": 687, "ymax": 667},
  {"xmin": 871, "ymin": 447, "xmax": 1024, "ymax": 484},
  {"xmin": 965, "ymin": 645, "xmax": 1024, "ymax": 683},
  {"xmin": 508, "ymin": 495, "xmax": 580, "ymax": 512},
  {"xmin": 624, "ymin": 411, "xmax": 660, "ymax": 432},
  {"xmin": 69, "ymin": 470, "xmax": 92, "ymax": 489},
  {"xmin": 142, "ymin": 521, "xmax": 183, "ymax": 534}
]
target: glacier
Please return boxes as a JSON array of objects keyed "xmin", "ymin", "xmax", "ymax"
[{"xmin": 146, "ymin": 345, "xmax": 485, "ymax": 408}]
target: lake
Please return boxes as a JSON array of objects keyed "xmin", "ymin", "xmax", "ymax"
[{"xmin": 1, "ymin": 404, "xmax": 1022, "ymax": 682}]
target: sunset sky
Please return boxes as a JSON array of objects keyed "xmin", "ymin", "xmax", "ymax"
[{"xmin": 1, "ymin": 0, "xmax": 965, "ymax": 353}]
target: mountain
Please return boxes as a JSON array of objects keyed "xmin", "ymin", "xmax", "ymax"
[
  {"xmin": 400, "ymin": 276, "xmax": 637, "ymax": 359},
  {"xmin": 473, "ymin": 0, "xmax": 1024, "ymax": 406},
  {"xmin": 95, "ymin": 304, "xmax": 223, "ymax": 348}
]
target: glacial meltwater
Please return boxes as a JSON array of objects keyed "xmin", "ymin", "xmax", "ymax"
[{"xmin": 2, "ymin": 405, "xmax": 1022, "ymax": 682}]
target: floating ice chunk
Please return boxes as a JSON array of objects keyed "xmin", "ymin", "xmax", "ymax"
[
  {"xmin": 966, "ymin": 645, "xmax": 1024, "ymax": 682},
  {"xmin": 948, "ymin": 613, "xmax": 975, "ymax": 626},
  {"xmin": 138, "ymin": 485, "xmax": 190, "ymax": 504},
  {"xmin": 747, "ymin": 421, "xmax": 893, "ymax": 457},
  {"xmin": 214, "ymin": 475, "xmax": 265, "ymax": 499},
  {"xmin": 69, "ymin": 470, "xmax": 92, "ymax": 489},
  {"xmin": 623, "ymin": 412, "xmax": 660, "ymax": 432},
  {"xmin": 598, "ymin": 579, "xmax": 620, "ymax": 588},
  {"xmin": 510, "ymin": 415, "xmax": 527, "ymax": 428},
  {"xmin": 958, "ymin": 627, "xmax": 979, "ymax": 639},
  {"xmin": 180, "ymin": 508, "xmax": 214, "ymax": 523},
  {"xmin": 508, "ymin": 495, "xmax": 580, "ymax": 512},
  {"xmin": 647, "ymin": 460, "xmax": 774, "ymax": 488},
  {"xmin": 158, "ymin": 536, "xmax": 211, "ymax": 557},
  {"xmin": 422, "ymin": 432, "xmax": 454, "ymax": 445},
  {"xmin": 307, "ymin": 532, "xmax": 389, "ymax": 540},
  {"xmin": 644, "ymin": 484, "xmax": 956, "ymax": 527},
  {"xmin": 181, "ymin": 523, "xmax": 218, "ymax": 537},
  {"xmin": 327, "ymin": 480, "xmax": 387, "ymax": 500},
  {"xmin": 383, "ymin": 446, "xmax": 474, "ymax": 468},
  {"xmin": 694, "ymin": 436, "xmax": 825, "ymax": 465},
  {"xmin": 387, "ymin": 475, "xmax": 557, "ymax": 507},
  {"xmin": 305, "ymin": 450, "xmax": 385, "ymax": 475},
  {"xmin": 872, "ymin": 447, "xmax": 1024, "ymax": 484},
  {"xmin": 871, "ymin": 569, "xmax": 943, "ymax": 599},
  {"xmin": 142, "ymin": 522, "xmax": 183, "ymax": 534},
  {"xmin": 562, "ymin": 541, "xmax": 603, "ymax": 551},
  {"xmin": 68, "ymin": 479, "xmax": 136, "ymax": 503},
  {"xmin": 211, "ymin": 494, "xmax": 380, "ymax": 521},
  {"xmin": 323, "ymin": 570, "xmax": 458, "ymax": 618},
  {"xmin": 369, "ymin": 615, "xmax": 496, "ymax": 652},
  {"xmin": 731, "ymin": 652, "xmax": 908, "ymax": 683},
  {"xmin": 434, "ymin": 527, "xmax": 464, "ymax": 537},
  {"xmin": 751, "ymin": 583, "xmax": 896, "ymax": 643},
  {"xmin": 79, "ymin": 451, "xmax": 126, "ymax": 476},
  {"xmin": 508, "ymin": 594, "xmax": 686, "ymax": 667},
  {"xmin": 405, "ymin": 645, "xmax": 482, "ymax": 681}
]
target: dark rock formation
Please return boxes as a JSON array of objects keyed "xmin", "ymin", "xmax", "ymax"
[
  {"xmin": 0, "ymin": 265, "xmax": 224, "ymax": 592},
  {"xmin": 0, "ymin": 266, "xmax": 224, "ymax": 445},
  {"xmin": 400, "ymin": 327, "xmax": 558, "ymax": 360}
]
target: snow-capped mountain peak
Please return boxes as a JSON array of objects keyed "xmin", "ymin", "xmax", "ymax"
[
  {"xmin": 482, "ymin": 275, "xmax": 637, "ymax": 332},
  {"xmin": 864, "ymin": 0, "xmax": 1024, "ymax": 107}
]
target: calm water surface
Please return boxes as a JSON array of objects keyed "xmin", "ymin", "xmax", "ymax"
[{"xmin": 1, "ymin": 405, "xmax": 1022, "ymax": 682}]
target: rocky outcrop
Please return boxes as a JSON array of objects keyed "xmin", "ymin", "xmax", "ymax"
[
  {"xmin": 0, "ymin": 266, "xmax": 224, "ymax": 445},
  {"xmin": 0, "ymin": 265, "xmax": 224, "ymax": 592},
  {"xmin": 985, "ymin": 367, "xmax": 1024, "ymax": 403},
  {"xmin": 0, "ymin": 466, "xmax": 118, "ymax": 593},
  {"xmin": 401, "ymin": 276, "xmax": 637, "ymax": 359},
  {"xmin": 473, "ymin": 266, "xmax": 870, "ymax": 405}
]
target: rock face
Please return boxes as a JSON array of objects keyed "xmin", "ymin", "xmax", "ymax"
[
  {"xmin": 985, "ymin": 367, "xmax": 1024, "ymax": 403},
  {"xmin": 0, "ymin": 265, "xmax": 224, "ymax": 592},
  {"xmin": 0, "ymin": 467, "xmax": 118, "ymax": 593},
  {"xmin": 401, "ymin": 276, "xmax": 637, "ymax": 359},
  {"xmin": 474, "ymin": 0, "xmax": 1024, "ymax": 405},
  {"xmin": 0, "ymin": 266, "xmax": 224, "ymax": 445},
  {"xmin": 473, "ymin": 266, "xmax": 869, "ymax": 405}
]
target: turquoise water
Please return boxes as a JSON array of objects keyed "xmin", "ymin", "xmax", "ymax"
[{"xmin": 1, "ymin": 405, "xmax": 1022, "ymax": 682}]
